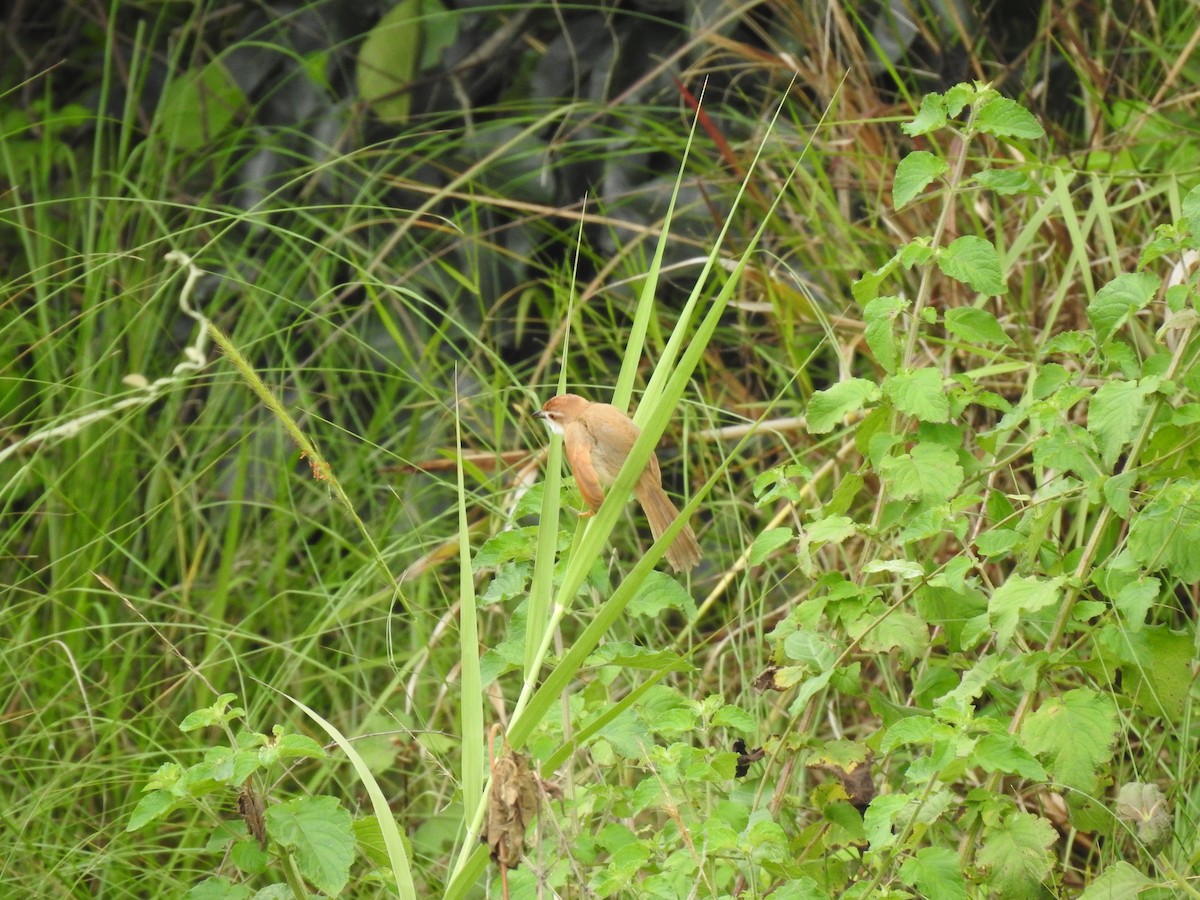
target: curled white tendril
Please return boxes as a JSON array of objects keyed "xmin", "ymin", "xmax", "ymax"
[{"xmin": 0, "ymin": 251, "xmax": 210, "ymax": 466}]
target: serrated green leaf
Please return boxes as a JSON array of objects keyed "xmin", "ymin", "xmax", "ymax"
[
  {"xmin": 973, "ymin": 734, "xmax": 1047, "ymax": 780},
  {"xmin": 902, "ymin": 94, "xmax": 948, "ymax": 136},
  {"xmin": 900, "ymin": 846, "xmax": 968, "ymax": 900},
  {"xmin": 1087, "ymin": 272, "xmax": 1160, "ymax": 343},
  {"xmin": 711, "ymin": 705, "xmax": 756, "ymax": 732},
  {"xmin": 893, "ymin": 151, "xmax": 948, "ymax": 208},
  {"xmin": 806, "ymin": 378, "xmax": 881, "ymax": 433},
  {"xmin": 1088, "ymin": 378, "xmax": 1157, "ymax": 470},
  {"xmin": 276, "ymin": 733, "xmax": 327, "ymax": 761},
  {"xmin": 126, "ymin": 790, "xmax": 178, "ymax": 832},
  {"xmin": 1077, "ymin": 862, "xmax": 1155, "ymax": 900},
  {"xmin": 975, "ymin": 811, "xmax": 1057, "ymax": 896},
  {"xmin": 974, "ymin": 528, "xmax": 1019, "ymax": 558},
  {"xmin": 938, "ymin": 235, "xmax": 1007, "ymax": 295},
  {"xmin": 1102, "ymin": 470, "xmax": 1137, "ymax": 518},
  {"xmin": 861, "ymin": 559, "xmax": 926, "ymax": 578},
  {"xmin": 806, "ymin": 515, "xmax": 856, "ymax": 544},
  {"xmin": 627, "ymin": 570, "xmax": 697, "ymax": 618},
  {"xmin": 988, "ymin": 574, "xmax": 1064, "ymax": 650},
  {"xmin": 1043, "ymin": 330, "xmax": 1095, "ymax": 356},
  {"xmin": 852, "ymin": 609, "xmax": 929, "ymax": 661},
  {"xmin": 863, "ymin": 793, "xmax": 910, "ymax": 851},
  {"xmin": 863, "ymin": 295, "xmax": 906, "ymax": 374},
  {"xmin": 944, "ymin": 307, "xmax": 1014, "ymax": 346},
  {"xmin": 752, "ymin": 462, "xmax": 812, "ymax": 505},
  {"xmin": 1113, "ymin": 577, "xmax": 1159, "ymax": 630},
  {"xmin": 783, "ymin": 630, "xmax": 839, "ymax": 670},
  {"xmin": 879, "ymin": 443, "xmax": 963, "ymax": 502},
  {"xmin": 975, "ymin": 96, "xmax": 1045, "ymax": 139},
  {"xmin": 1128, "ymin": 479, "xmax": 1200, "ymax": 581},
  {"xmin": 748, "ymin": 527, "xmax": 794, "ymax": 566},
  {"xmin": 472, "ymin": 526, "xmax": 537, "ymax": 569},
  {"xmin": 180, "ymin": 694, "xmax": 244, "ymax": 732},
  {"xmin": 944, "ymin": 83, "xmax": 976, "ymax": 114},
  {"xmin": 883, "ymin": 368, "xmax": 950, "ymax": 422},
  {"xmin": 266, "ymin": 796, "xmax": 355, "ymax": 896},
  {"xmin": 789, "ymin": 670, "xmax": 833, "ymax": 714},
  {"xmin": 479, "ymin": 562, "xmax": 530, "ymax": 603},
  {"xmin": 1021, "ymin": 688, "xmax": 1118, "ymax": 793}
]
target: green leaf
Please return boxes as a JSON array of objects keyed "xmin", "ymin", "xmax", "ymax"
[
  {"xmin": 1021, "ymin": 688, "xmax": 1118, "ymax": 793},
  {"xmin": 902, "ymin": 94, "xmax": 948, "ymax": 136},
  {"xmin": 1102, "ymin": 470, "xmax": 1137, "ymax": 518},
  {"xmin": 878, "ymin": 443, "xmax": 963, "ymax": 503},
  {"xmin": 850, "ymin": 609, "xmax": 929, "ymax": 661},
  {"xmin": 893, "ymin": 151, "xmax": 948, "ymax": 208},
  {"xmin": 1087, "ymin": 272, "xmax": 1160, "ymax": 343},
  {"xmin": 479, "ymin": 562, "xmax": 530, "ymax": 603},
  {"xmin": 126, "ymin": 790, "xmax": 178, "ymax": 832},
  {"xmin": 156, "ymin": 61, "xmax": 246, "ymax": 152},
  {"xmin": 753, "ymin": 463, "xmax": 812, "ymax": 504},
  {"xmin": 627, "ymin": 570, "xmax": 697, "ymax": 618},
  {"xmin": 357, "ymin": 0, "xmax": 455, "ymax": 124},
  {"xmin": 937, "ymin": 235, "xmax": 1007, "ymax": 295},
  {"xmin": 276, "ymin": 733, "xmax": 327, "ymax": 761},
  {"xmin": 1088, "ymin": 378, "xmax": 1157, "ymax": 470},
  {"xmin": 711, "ymin": 705, "xmax": 756, "ymax": 732},
  {"xmin": 184, "ymin": 877, "xmax": 253, "ymax": 900},
  {"xmin": 863, "ymin": 295, "xmax": 906, "ymax": 374},
  {"xmin": 974, "ymin": 528, "xmax": 1020, "ymax": 559},
  {"xmin": 589, "ymin": 642, "xmax": 694, "ymax": 673},
  {"xmin": 975, "ymin": 811, "xmax": 1057, "ymax": 897},
  {"xmin": 972, "ymin": 734, "xmax": 1047, "ymax": 781},
  {"xmin": 748, "ymin": 526, "xmax": 794, "ymax": 566},
  {"xmin": 1113, "ymin": 576, "xmax": 1159, "ymax": 629},
  {"xmin": 1128, "ymin": 479, "xmax": 1200, "ymax": 581},
  {"xmin": 180, "ymin": 694, "xmax": 244, "ymax": 732},
  {"xmin": 807, "ymin": 515, "xmax": 857, "ymax": 545},
  {"xmin": 943, "ymin": 307, "xmax": 1014, "ymax": 346},
  {"xmin": 884, "ymin": 368, "xmax": 950, "ymax": 423},
  {"xmin": 988, "ymin": 575, "xmax": 1064, "ymax": 650},
  {"xmin": 1077, "ymin": 862, "xmax": 1155, "ymax": 900},
  {"xmin": 472, "ymin": 526, "xmax": 537, "ymax": 568},
  {"xmin": 900, "ymin": 846, "xmax": 968, "ymax": 900},
  {"xmin": 806, "ymin": 378, "xmax": 881, "ymax": 433},
  {"xmin": 1181, "ymin": 184, "xmax": 1200, "ymax": 238},
  {"xmin": 266, "ymin": 796, "xmax": 355, "ymax": 896},
  {"xmin": 789, "ymin": 671, "xmax": 834, "ymax": 714},
  {"xmin": 354, "ymin": 815, "xmax": 392, "ymax": 869},
  {"xmin": 971, "ymin": 169, "xmax": 1038, "ymax": 195},
  {"xmin": 1122, "ymin": 625, "xmax": 1193, "ymax": 722},
  {"xmin": 863, "ymin": 793, "xmax": 910, "ymax": 851},
  {"xmin": 975, "ymin": 96, "xmax": 1046, "ymax": 139},
  {"xmin": 783, "ymin": 629, "xmax": 839, "ymax": 670}
]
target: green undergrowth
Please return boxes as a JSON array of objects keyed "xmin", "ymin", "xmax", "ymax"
[{"xmin": 4, "ymin": 3, "xmax": 1200, "ymax": 898}]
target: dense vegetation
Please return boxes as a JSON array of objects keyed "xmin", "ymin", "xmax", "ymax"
[{"xmin": 4, "ymin": 1, "xmax": 1200, "ymax": 897}]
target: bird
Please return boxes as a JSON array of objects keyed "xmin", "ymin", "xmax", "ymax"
[{"xmin": 533, "ymin": 393, "xmax": 701, "ymax": 572}]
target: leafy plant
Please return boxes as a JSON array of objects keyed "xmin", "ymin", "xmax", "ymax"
[{"xmin": 127, "ymin": 694, "xmax": 363, "ymax": 898}]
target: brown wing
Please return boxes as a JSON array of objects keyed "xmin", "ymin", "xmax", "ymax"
[{"xmin": 565, "ymin": 423, "xmax": 606, "ymax": 514}]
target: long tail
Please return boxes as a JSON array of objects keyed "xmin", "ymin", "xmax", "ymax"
[{"xmin": 636, "ymin": 484, "xmax": 702, "ymax": 572}]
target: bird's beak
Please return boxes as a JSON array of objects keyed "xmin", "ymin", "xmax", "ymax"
[{"xmin": 532, "ymin": 409, "xmax": 546, "ymax": 419}]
